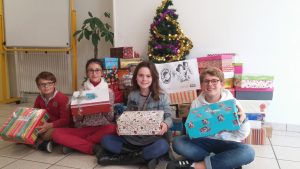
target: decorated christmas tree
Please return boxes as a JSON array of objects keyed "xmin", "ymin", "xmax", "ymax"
[{"xmin": 148, "ymin": 0, "xmax": 193, "ymax": 63}]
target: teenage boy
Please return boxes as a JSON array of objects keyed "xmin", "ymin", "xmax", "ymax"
[
  {"xmin": 34, "ymin": 71, "xmax": 71, "ymax": 152},
  {"xmin": 166, "ymin": 67, "xmax": 255, "ymax": 169}
]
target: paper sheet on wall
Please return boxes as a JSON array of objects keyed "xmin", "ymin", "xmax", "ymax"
[{"xmin": 155, "ymin": 59, "xmax": 200, "ymax": 93}]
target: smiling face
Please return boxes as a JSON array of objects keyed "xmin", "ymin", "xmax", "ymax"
[
  {"xmin": 201, "ymin": 74, "xmax": 224, "ymax": 101},
  {"xmin": 87, "ymin": 62, "xmax": 102, "ymax": 83},
  {"xmin": 136, "ymin": 67, "xmax": 152, "ymax": 92},
  {"xmin": 38, "ymin": 79, "xmax": 56, "ymax": 98}
]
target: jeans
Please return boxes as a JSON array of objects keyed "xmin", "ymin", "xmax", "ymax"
[
  {"xmin": 101, "ymin": 135, "xmax": 169, "ymax": 160},
  {"xmin": 172, "ymin": 136, "xmax": 255, "ymax": 169}
]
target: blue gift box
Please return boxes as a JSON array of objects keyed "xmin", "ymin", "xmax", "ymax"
[
  {"xmin": 185, "ymin": 99, "xmax": 240, "ymax": 139},
  {"xmin": 100, "ymin": 58, "xmax": 119, "ymax": 69}
]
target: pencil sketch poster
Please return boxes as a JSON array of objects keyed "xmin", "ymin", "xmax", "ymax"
[{"xmin": 155, "ymin": 59, "xmax": 200, "ymax": 93}]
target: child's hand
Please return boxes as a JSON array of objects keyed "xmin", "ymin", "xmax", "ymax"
[
  {"xmin": 158, "ymin": 122, "xmax": 168, "ymax": 135},
  {"xmin": 236, "ymin": 104, "xmax": 246, "ymax": 123},
  {"xmin": 36, "ymin": 122, "xmax": 53, "ymax": 133}
]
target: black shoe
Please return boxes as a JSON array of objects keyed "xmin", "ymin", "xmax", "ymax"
[
  {"xmin": 62, "ymin": 146, "xmax": 74, "ymax": 154},
  {"xmin": 92, "ymin": 144, "xmax": 102, "ymax": 155},
  {"xmin": 98, "ymin": 151, "xmax": 146, "ymax": 166},
  {"xmin": 166, "ymin": 160, "xmax": 194, "ymax": 169},
  {"xmin": 147, "ymin": 158, "xmax": 158, "ymax": 169},
  {"xmin": 38, "ymin": 141, "xmax": 53, "ymax": 153}
]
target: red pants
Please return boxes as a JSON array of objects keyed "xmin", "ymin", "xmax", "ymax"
[{"xmin": 52, "ymin": 124, "xmax": 116, "ymax": 155}]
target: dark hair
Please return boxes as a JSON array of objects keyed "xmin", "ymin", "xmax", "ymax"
[
  {"xmin": 35, "ymin": 71, "xmax": 56, "ymax": 85},
  {"xmin": 200, "ymin": 67, "xmax": 224, "ymax": 83},
  {"xmin": 131, "ymin": 61, "xmax": 161, "ymax": 101},
  {"xmin": 85, "ymin": 58, "xmax": 103, "ymax": 75}
]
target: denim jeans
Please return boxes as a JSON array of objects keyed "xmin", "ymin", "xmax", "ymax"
[
  {"xmin": 101, "ymin": 135, "xmax": 169, "ymax": 160},
  {"xmin": 172, "ymin": 136, "xmax": 255, "ymax": 169}
]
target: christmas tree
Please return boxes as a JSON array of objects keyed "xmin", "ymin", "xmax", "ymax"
[{"xmin": 148, "ymin": 0, "xmax": 193, "ymax": 63}]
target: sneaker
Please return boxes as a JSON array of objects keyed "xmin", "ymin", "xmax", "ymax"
[
  {"xmin": 166, "ymin": 160, "xmax": 194, "ymax": 169},
  {"xmin": 38, "ymin": 141, "xmax": 53, "ymax": 153},
  {"xmin": 62, "ymin": 146, "xmax": 74, "ymax": 154},
  {"xmin": 92, "ymin": 144, "xmax": 102, "ymax": 155}
]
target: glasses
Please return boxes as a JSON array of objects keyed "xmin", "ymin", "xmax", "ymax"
[
  {"xmin": 88, "ymin": 69, "xmax": 102, "ymax": 74},
  {"xmin": 203, "ymin": 79, "xmax": 220, "ymax": 85},
  {"xmin": 39, "ymin": 82, "xmax": 54, "ymax": 88}
]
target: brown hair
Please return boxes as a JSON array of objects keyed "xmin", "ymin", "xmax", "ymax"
[
  {"xmin": 131, "ymin": 61, "xmax": 162, "ymax": 101},
  {"xmin": 35, "ymin": 71, "xmax": 56, "ymax": 85},
  {"xmin": 200, "ymin": 67, "xmax": 224, "ymax": 83},
  {"xmin": 85, "ymin": 58, "xmax": 103, "ymax": 75}
]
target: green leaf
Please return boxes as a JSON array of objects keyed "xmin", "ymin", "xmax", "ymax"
[
  {"xmin": 73, "ymin": 30, "xmax": 82, "ymax": 37},
  {"xmin": 88, "ymin": 11, "xmax": 93, "ymax": 17},
  {"xmin": 92, "ymin": 34, "xmax": 99, "ymax": 47},
  {"xmin": 90, "ymin": 19, "xmax": 96, "ymax": 30},
  {"xmin": 78, "ymin": 32, "xmax": 84, "ymax": 41},
  {"xmin": 105, "ymin": 23, "xmax": 111, "ymax": 30},
  {"xmin": 94, "ymin": 18, "xmax": 104, "ymax": 30},
  {"xmin": 104, "ymin": 12, "xmax": 111, "ymax": 18},
  {"xmin": 84, "ymin": 29, "xmax": 92, "ymax": 40}
]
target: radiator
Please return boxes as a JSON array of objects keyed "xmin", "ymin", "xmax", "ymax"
[{"xmin": 12, "ymin": 51, "xmax": 73, "ymax": 96}]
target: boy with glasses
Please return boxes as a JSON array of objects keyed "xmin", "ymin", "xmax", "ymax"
[
  {"xmin": 166, "ymin": 67, "xmax": 255, "ymax": 169},
  {"xmin": 34, "ymin": 71, "xmax": 72, "ymax": 152}
]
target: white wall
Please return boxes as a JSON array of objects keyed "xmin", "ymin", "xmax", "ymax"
[
  {"xmin": 114, "ymin": 0, "xmax": 300, "ymax": 125},
  {"xmin": 74, "ymin": 0, "xmax": 113, "ymax": 86}
]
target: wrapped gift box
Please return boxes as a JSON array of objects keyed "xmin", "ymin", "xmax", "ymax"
[
  {"xmin": 224, "ymin": 72, "xmax": 234, "ymax": 89},
  {"xmin": 239, "ymin": 100, "xmax": 271, "ymax": 113},
  {"xmin": 0, "ymin": 107, "xmax": 48, "ymax": 144},
  {"xmin": 110, "ymin": 47, "xmax": 134, "ymax": 59},
  {"xmin": 235, "ymin": 87, "xmax": 273, "ymax": 100},
  {"xmin": 119, "ymin": 58, "xmax": 142, "ymax": 69},
  {"xmin": 100, "ymin": 58, "xmax": 119, "ymax": 69},
  {"xmin": 178, "ymin": 103, "xmax": 191, "ymax": 118},
  {"xmin": 242, "ymin": 128, "xmax": 266, "ymax": 145},
  {"xmin": 233, "ymin": 63, "xmax": 243, "ymax": 74},
  {"xmin": 103, "ymin": 69, "xmax": 119, "ymax": 84},
  {"xmin": 185, "ymin": 99, "xmax": 240, "ymax": 139},
  {"xmin": 246, "ymin": 113, "xmax": 265, "ymax": 121},
  {"xmin": 197, "ymin": 53, "xmax": 235, "ymax": 69},
  {"xmin": 71, "ymin": 88, "xmax": 112, "ymax": 116},
  {"xmin": 169, "ymin": 90, "xmax": 197, "ymax": 105},
  {"xmin": 117, "ymin": 110, "xmax": 164, "ymax": 135},
  {"xmin": 234, "ymin": 75, "xmax": 274, "ymax": 88}
]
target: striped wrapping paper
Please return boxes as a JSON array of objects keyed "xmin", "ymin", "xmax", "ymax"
[
  {"xmin": 169, "ymin": 90, "xmax": 197, "ymax": 104},
  {"xmin": 0, "ymin": 107, "xmax": 48, "ymax": 145},
  {"xmin": 242, "ymin": 128, "xmax": 266, "ymax": 145}
]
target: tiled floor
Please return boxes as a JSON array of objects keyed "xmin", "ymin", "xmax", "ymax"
[{"xmin": 0, "ymin": 103, "xmax": 300, "ymax": 169}]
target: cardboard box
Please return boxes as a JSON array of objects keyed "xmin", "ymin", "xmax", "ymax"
[
  {"xmin": 234, "ymin": 75, "xmax": 274, "ymax": 88},
  {"xmin": 169, "ymin": 90, "xmax": 197, "ymax": 105},
  {"xmin": 233, "ymin": 63, "xmax": 243, "ymax": 74},
  {"xmin": 110, "ymin": 47, "xmax": 134, "ymax": 59},
  {"xmin": 197, "ymin": 53, "xmax": 235, "ymax": 69},
  {"xmin": 71, "ymin": 89, "xmax": 112, "ymax": 116},
  {"xmin": 242, "ymin": 128, "xmax": 266, "ymax": 145},
  {"xmin": 100, "ymin": 58, "xmax": 119, "ymax": 69},
  {"xmin": 235, "ymin": 87, "xmax": 273, "ymax": 100},
  {"xmin": 185, "ymin": 99, "xmax": 240, "ymax": 139},
  {"xmin": 0, "ymin": 107, "xmax": 48, "ymax": 144},
  {"xmin": 117, "ymin": 111, "xmax": 164, "ymax": 135}
]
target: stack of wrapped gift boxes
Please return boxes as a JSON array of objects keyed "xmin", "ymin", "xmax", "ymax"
[
  {"xmin": 109, "ymin": 47, "xmax": 142, "ymax": 104},
  {"xmin": 234, "ymin": 73, "xmax": 274, "ymax": 145}
]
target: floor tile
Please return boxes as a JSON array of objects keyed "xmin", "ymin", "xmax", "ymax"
[
  {"xmin": 1, "ymin": 159, "xmax": 51, "ymax": 169},
  {"xmin": 0, "ymin": 140, "xmax": 14, "ymax": 150},
  {"xmin": 22, "ymin": 149, "xmax": 67, "ymax": 164},
  {"xmin": 273, "ymin": 130, "xmax": 300, "ymax": 137},
  {"xmin": 278, "ymin": 160, "xmax": 300, "ymax": 169},
  {"xmin": 252, "ymin": 144, "xmax": 275, "ymax": 158},
  {"xmin": 0, "ymin": 143, "xmax": 35, "ymax": 158},
  {"xmin": 273, "ymin": 146, "xmax": 300, "ymax": 161},
  {"xmin": 270, "ymin": 122, "xmax": 287, "ymax": 131},
  {"xmin": 271, "ymin": 135, "xmax": 300, "ymax": 147},
  {"xmin": 48, "ymin": 165, "xmax": 78, "ymax": 169},
  {"xmin": 0, "ymin": 156, "xmax": 16, "ymax": 168},
  {"xmin": 287, "ymin": 124, "xmax": 300, "ymax": 132},
  {"xmin": 243, "ymin": 157, "xmax": 279, "ymax": 169},
  {"xmin": 56, "ymin": 152, "xmax": 97, "ymax": 169}
]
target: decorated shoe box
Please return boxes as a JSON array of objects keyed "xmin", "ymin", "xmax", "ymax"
[
  {"xmin": 71, "ymin": 88, "xmax": 112, "ymax": 116},
  {"xmin": 224, "ymin": 71, "xmax": 234, "ymax": 89},
  {"xmin": 110, "ymin": 47, "xmax": 134, "ymax": 59},
  {"xmin": 246, "ymin": 113, "xmax": 265, "ymax": 121},
  {"xmin": 235, "ymin": 87, "xmax": 273, "ymax": 100},
  {"xmin": 117, "ymin": 110, "xmax": 164, "ymax": 135},
  {"xmin": 238, "ymin": 100, "xmax": 271, "ymax": 114},
  {"xmin": 233, "ymin": 63, "xmax": 243, "ymax": 74},
  {"xmin": 185, "ymin": 99, "xmax": 240, "ymax": 139},
  {"xmin": 169, "ymin": 90, "xmax": 197, "ymax": 105},
  {"xmin": 100, "ymin": 58, "xmax": 119, "ymax": 69},
  {"xmin": 234, "ymin": 75, "xmax": 274, "ymax": 88},
  {"xmin": 119, "ymin": 58, "xmax": 142, "ymax": 69},
  {"xmin": 0, "ymin": 107, "xmax": 49, "ymax": 144},
  {"xmin": 197, "ymin": 53, "xmax": 235, "ymax": 69}
]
